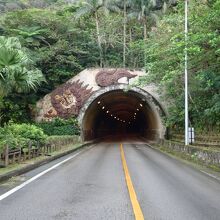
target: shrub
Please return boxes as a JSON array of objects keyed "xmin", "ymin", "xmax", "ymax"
[
  {"xmin": 0, "ymin": 122, "xmax": 47, "ymax": 152},
  {"xmin": 0, "ymin": 126, "xmax": 18, "ymax": 153},
  {"xmin": 36, "ymin": 118, "xmax": 80, "ymax": 136},
  {"xmin": 46, "ymin": 135, "xmax": 81, "ymax": 146},
  {"xmin": 7, "ymin": 123, "xmax": 47, "ymax": 144}
]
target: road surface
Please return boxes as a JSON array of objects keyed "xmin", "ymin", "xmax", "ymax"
[{"xmin": 0, "ymin": 140, "xmax": 220, "ymax": 220}]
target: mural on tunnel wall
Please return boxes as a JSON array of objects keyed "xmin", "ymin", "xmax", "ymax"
[
  {"xmin": 35, "ymin": 69, "xmax": 142, "ymax": 121},
  {"xmin": 95, "ymin": 69, "xmax": 136, "ymax": 87},
  {"xmin": 46, "ymin": 80, "xmax": 93, "ymax": 119}
]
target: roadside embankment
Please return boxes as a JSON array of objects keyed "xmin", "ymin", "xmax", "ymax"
[
  {"xmin": 152, "ymin": 139, "xmax": 220, "ymax": 172},
  {"xmin": 0, "ymin": 135, "xmax": 93, "ymax": 183}
]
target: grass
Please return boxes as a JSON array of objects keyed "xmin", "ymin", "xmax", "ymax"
[{"xmin": 0, "ymin": 143, "xmax": 82, "ymax": 176}]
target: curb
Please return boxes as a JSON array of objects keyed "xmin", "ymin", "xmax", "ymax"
[{"xmin": 0, "ymin": 142, "xmax": 93, "ymax": 183}]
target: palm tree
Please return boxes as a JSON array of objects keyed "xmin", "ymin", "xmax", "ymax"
[
  {"xmin": 9, "ymin": 26, "xmax": 50, "ymax": 47},
  {"xmin": 0, "ymin": 36, "xmax": 45, "ymax": 97},
  {"xmin": 113, "ymin": 0, "xmax": 133, "ymax": 67},
  {"xmin": 130, "ymin": 0, "xmax": 159, "ymax": 40},
  {"xmin": 75, "ymin": 0, "xmax": 119, "ymax": 67},
  {"xmin": 75, "ymin": 0, "xmax": 115, "ymax": 67},
  {"xmin": 128, "ymin": 0, "xmax": 171, "ymax": 65},
  {"xmin": 122, "ymin": 0, "xmax": 127, "ymax": 68}
]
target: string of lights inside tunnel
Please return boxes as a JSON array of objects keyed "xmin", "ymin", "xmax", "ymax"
[{"xmin": 97, "ymin": 100, "xmax": 143, "ymax": 125}]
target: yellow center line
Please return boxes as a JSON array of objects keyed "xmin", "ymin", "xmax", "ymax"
[{"xmin": 120, "ymin": 143, "xmax": 145, "ymax": 220}]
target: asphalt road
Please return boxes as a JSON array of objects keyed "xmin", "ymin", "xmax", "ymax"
[{"xmin": 0, "ymin": 140, "xmax": 220, "ymax": 220}]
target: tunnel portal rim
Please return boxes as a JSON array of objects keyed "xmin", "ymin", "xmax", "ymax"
[{"xmin": 78, "ymin": 84, "xmax": 166, "ymax": 141}]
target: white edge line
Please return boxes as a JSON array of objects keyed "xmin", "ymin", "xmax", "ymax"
[
  {"xmin": 199, "ymin": 170, "xmax": 220, "ymax": 181},
  {"xmin": 0, "ymin": 147, "xmax": 91, "ymax": 201}
]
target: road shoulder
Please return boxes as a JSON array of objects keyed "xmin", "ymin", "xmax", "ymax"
[
  {"xmin": 0, "ymin": 142, "xmax": 92, "ymax": 183},
  {"xmin": 147, "ymin": 143, "xmax": 220, "ymax": 181}
]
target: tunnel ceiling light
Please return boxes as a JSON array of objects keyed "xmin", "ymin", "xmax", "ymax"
[
  {"xmin": 137, "ymin": 108, "xmax": 140, "ymax": 111},
  {"xmin": 98, "ymin": 101, "xmax": 101, "ymax": 104},
  {"xmin": 140, "ymin": 103, "xmax": 143, "ymax": 107},
  {"xmin": 111, "ymin": 114, "xmax": 113, "ymax": 117},
  {"xmin": 134, "ymin": 112, "xmax": 137, "ymax": 115},
  {"xmin": 114, "ymin": 116, "xmax": 116, "ymax": 119},
  {"xmin": 106, "ymin": 110, "xmax": 109, "ymax": 113},
  {"xmin": 102, "ymin": 106, "xmax": 105, "ymax": 109}
]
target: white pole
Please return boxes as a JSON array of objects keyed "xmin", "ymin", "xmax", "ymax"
[{"xmin": 185, "ymin": 0, "xmax": 189, "ymax": 145}]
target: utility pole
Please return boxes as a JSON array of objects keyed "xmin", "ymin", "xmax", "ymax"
[
  {"xmin": 184, "ymin": 0, "xmax": 189, "ymax": 145},
  {"xmin": 123, "ymin": 0, "xmax": 126, "ymax": 68}
]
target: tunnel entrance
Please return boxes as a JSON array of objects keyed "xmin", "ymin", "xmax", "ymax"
[{"xmin": 78, "ymin": 85, "xmax": 166, "ymax": 141}]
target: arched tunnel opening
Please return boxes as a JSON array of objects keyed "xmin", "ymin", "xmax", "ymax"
[{"xmin": 80, "ymin": 88, "xmax": 165, "ymax": 142}]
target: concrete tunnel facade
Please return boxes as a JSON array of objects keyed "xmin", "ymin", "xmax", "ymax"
[
  {"xmin": 35, "ymin": 69, "xmax": 167, "ymax": 141},
  {"xmin": 79, "ymin": 85, "xmax": 166, "ymax": 141}
]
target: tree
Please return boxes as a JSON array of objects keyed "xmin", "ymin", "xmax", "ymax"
[
  {"xmin": 0, "ymin": 36, "xmax": 45, "ymax": 97},
  {"xmin": 130, "ymin": 0, "xmax": 150, "ymax": 40},
  {"xmin": 113, "ymin": 0, "xmax": 133, "ymax": 67},
  {"xmin": 128, "ymin": 0, "xmax": 157, "ymax": 65},
  {"xmin": 9, "ymin": 26, "xmax": 50, "ymax": 47},
  {"xmin": 142, "ymin": 0, "xmax": 220, "ymax": 131},
  {"xmin": 75, "ymin": 0, "xmax": 113, "ymax": 67},
  {"xmin": 129, "ymin": 0, "xmax": 176, "ymax": 65}
]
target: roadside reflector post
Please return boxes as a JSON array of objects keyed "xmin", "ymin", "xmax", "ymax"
[{"xmin": 188, "ymin": 127, "xmax": 195, "ymax": 145}]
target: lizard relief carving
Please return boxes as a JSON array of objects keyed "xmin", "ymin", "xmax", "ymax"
[{"xmin": 95, "ymin": 69, "xmax": 136, "ymax": 87}]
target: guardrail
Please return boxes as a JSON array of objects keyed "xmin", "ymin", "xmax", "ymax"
[
  {"xmin": 0, "ymin": 136, "xmax": 81, "ymax": 167},
  {"xmin": 171, "ymin": 133, "xmax": 220, "ymax": 147}
]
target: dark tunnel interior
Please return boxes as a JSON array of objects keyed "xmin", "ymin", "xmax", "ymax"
[{"xmin": 81, "ymin": 89, "xmax": 161, "ymax": 141}]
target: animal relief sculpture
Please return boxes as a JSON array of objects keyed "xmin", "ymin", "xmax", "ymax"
[
  {"xmin": 45, "ymin": 80, "xmax": 93, "ymax": 119},
  {"xmin": 95, "ymin": 69, "xmax": 136, "ymax": 87}
]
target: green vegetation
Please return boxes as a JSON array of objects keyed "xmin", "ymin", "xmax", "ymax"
[
  {"xmin": 0, "ymin": 119, "xmax": 80, "ymax": 154},
  {"xmin": 36, "ymin": 118, "xmax": 80, "ymax": 136},
  {"xmin": 0, "ymin": 0, "xmax": 219, "ymax": 137},
  {"xmin": 0, "ymin": 36, "xmax": 45, "ymax": 124},
  {"xmin": 0, "ymin": 122, "xmax": 47, "ymax": 153},
  {"xmin": 0, "ymin": 36, "xmax": 44, "ymax": 97},
  {"xmin": 142, "ymin": 0, "xmax": 220, "ymax": 131}
]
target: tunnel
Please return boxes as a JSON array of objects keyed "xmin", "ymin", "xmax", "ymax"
[{"xmin": 79, "ymin": 85, "xmax": 165, "ymax": 141}]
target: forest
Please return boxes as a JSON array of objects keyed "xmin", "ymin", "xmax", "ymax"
[{"xmin": 0, "ymin": 0, "xmax": 219, "ymax": 132}]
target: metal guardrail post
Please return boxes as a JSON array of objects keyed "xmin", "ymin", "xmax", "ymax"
[
  {"xmin": 4, "ymin": 145, "xmax": 9, "ymax": 167},
  {"xmin": 28, "ymin": 141, "xmax": 32, "ymax": 160}
]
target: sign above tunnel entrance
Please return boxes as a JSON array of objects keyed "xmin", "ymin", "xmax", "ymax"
[{"xmin": 35, "ymin": 68, "xmax": 162, "ymax": 122}]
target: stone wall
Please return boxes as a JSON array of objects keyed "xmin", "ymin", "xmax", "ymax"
[{"xmin": 158, "ymin": 140, "xmax": 220, "ymax": 166}]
